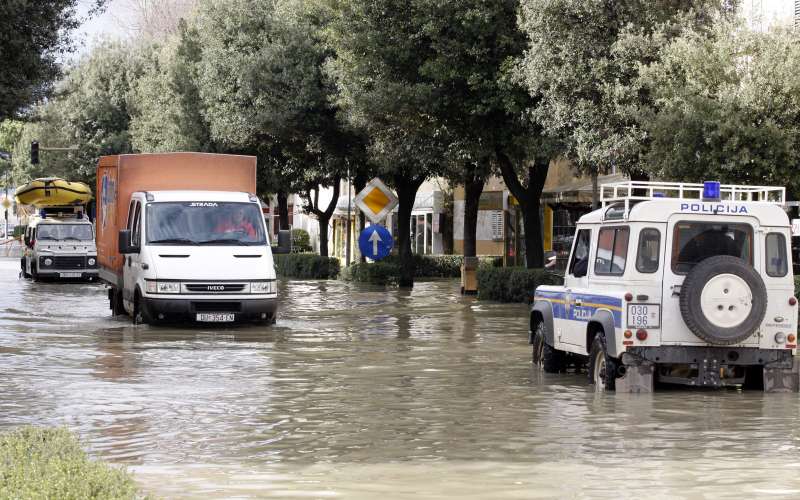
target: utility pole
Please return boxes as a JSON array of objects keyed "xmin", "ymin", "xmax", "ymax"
[
  {"xmin": 345, "ymin": 165, "xmax": 352, "ymax": 266},
  {"xmin": 0, "ymin": 151, "xmax": 11, "ymax": 238}
]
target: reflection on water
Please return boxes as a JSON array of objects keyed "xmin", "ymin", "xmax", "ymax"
[{"xmin": 0, "ymin": 259, "xmax": 799, "ymax": 498}]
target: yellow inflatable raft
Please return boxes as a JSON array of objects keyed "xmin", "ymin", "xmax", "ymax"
[{"xmin": 15, "ymin": 178, "xmax": 92, "ymax": 207}]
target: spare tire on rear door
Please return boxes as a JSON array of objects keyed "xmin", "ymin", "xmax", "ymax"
[{"xmin": 679, "ymin": 255, "xmax": 767, "ymax": 345}]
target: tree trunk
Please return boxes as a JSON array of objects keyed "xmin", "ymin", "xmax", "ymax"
[
  {"xmin": 318, "ymin": 213, "xmax": 330, "ymax": 257},
  {"xmin": 591, "ymin": 169, "xmax": 599, "ymax": 210},
  {"xmin": 463, "ymin": 169, "xmax": 484, "ymax": 258},
  {"xmin": 277, "ymin": 191, "xmax": 289, "ymax": 230},
  {"xmin": 354, "ymin": 175, "xmax": 367, "ymax": 262},
  {"xmin": 497, "ymin": 150, "xmax": 550, "ymax": 269},
  {"xmin": 393, "ymin": 174, "xmax": 425, "ymax": 288}
]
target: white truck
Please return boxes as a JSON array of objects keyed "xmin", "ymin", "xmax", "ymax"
[
  {"xmin": 21, "ymin": 207, "xmax": 98, "ymax": 281},
  {"xmin": 96, "ymin": 153, "xmax": 289, "ymax": 325},
  {"xmin": 530, "ymin": 181, "xmax": 800, "ymax": 392}
]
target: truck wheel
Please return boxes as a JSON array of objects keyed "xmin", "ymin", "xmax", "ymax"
[
  {"xmin": 133, "ymin": 292, "xmax": 153, "ymax": 325},
  {"xmin": 532, "ymin": 321, "xmax": 566, "ymax": 373},
  {"xmin": 679, "ymin": 255, "xmax": 767, "ymax": 345},
  {"xmin": 588, "ymin": 333, "xmax": 617, "ymax": 391}
]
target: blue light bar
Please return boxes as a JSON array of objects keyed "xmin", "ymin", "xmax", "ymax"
[{"xmin": 703, "ymin": 181, "xmax": 721, "ymax": 201}]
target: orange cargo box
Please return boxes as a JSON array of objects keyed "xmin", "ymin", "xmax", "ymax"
[{"xmin": 96, "ymin": 152, "xmax": 257, "ymax": 276}]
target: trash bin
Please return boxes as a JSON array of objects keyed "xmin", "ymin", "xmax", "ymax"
[{"xmin": 460, "ymin": 256, "xmax": 479, "ymax": 295}]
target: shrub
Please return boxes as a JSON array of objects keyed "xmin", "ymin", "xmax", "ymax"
[
  {"xmin": 274, "ymin": 253, "xmax": 340, "ymax": 279},
  {"xmin": 477, "ymin": 267, "xmax": 564, "ymax": 303},
  {"xmin": 291, "ymin": 228, "xmax": 311, "ymax": 252},
  {"xmin": 341, "ymin": 261, "xmax": 400, "ymax": 285},
  {"xmin": 0, "ymin": 426, "xmax": 142, "ymax": 499}
]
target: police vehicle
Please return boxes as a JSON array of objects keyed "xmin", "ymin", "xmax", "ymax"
[{"xmin": 530, "ymin": 181, "xmax": 799, "ymax": 392}]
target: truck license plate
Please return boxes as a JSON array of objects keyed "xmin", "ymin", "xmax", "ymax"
[
  {"xmin": 196, "ymin": 313, "xmax": 235, "ymax": 322},
  {"xmin": 627, "ymin": 304, "xmax": 660, "ymax": 328},
  {"xmin": 60, "ymin": 272, "xmax": 82, "ymax": 278}
]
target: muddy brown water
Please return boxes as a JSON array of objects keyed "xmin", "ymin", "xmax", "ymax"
[{"xmin": 1, "ymin": 258, "xmax": 799, "ymax": 499}]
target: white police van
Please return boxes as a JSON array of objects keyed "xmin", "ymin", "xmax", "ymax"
[{"xmin": 531, "ymin": 181, "xmax": 799, "ymax": 392}]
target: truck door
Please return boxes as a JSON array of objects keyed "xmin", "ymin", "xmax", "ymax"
[
  {"xmin": 662, "ymin": 216, "xmax": 759, "ymax": 345},
  {"xmin": 122, "ymin": 200, "xmax": 141, "ymax": 311},
  {"xmin": 560, "ymin": 227, "xmax": 592, "ymax": 349}
]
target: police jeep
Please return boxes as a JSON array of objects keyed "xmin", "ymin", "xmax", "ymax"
[{"xmin": 530, "ymin": 181, "xmax": 800, "ymax": 392}]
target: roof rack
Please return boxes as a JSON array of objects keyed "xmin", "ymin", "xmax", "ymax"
[{"xmin": 599, "ymin": 181, "xmax": 785, "ymax": 220}]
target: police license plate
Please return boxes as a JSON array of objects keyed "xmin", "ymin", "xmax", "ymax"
[
  {"xmin": 196, "ymin": 313, "xmax": 235, "ymax": 322},
  {"xmin": 627, "ymin": 304, "xmax": 660, "ymax": 328},
  {"xmin": 59, "ymin": 272, "xmax": 82, "ymax": 278}
]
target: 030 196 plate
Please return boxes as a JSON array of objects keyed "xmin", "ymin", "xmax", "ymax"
[
  {"xmin": 627, "ymin": 304, "xmax": 660, "ymax": 329},
  {"xmin": 59, "ymin": 272, "xmax": 82, "ymax": 278},
  {"xmin": 196, "ymin": 313, "xmax": 235, "ymax": 322}
]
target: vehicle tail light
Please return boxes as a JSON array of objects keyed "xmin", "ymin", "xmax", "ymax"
[
  {"xmin": 788, "ymin": 334, "xmax": 796, "ymax": 344},
  {"xmin": 790, "ymin": 297, "xmax": 797, "ymax": 306},
  {"xmin": 636, "ymin": 329, "xmax": 648, "ymax": 341},
  {"xmin": 624, "ymin": 292, "xmax": 633, "ymax": 302},
  {"xmin": 624, "ymin": 330, "xmax": 633, "ymax": 339}
]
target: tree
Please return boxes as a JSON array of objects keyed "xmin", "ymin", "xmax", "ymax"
[
  {"xmin": 637, "ymin": 20, "xmax": 800, "ymax": 197},
  {"xmin": 0, "ymin": 0, "xmax": 106, "ymax": 120},
  {"xmin": 326, "ymin": 0, "xmax": 454, "ymax": 286},
  {"xmin": 517, "ymin": 0, "xmax": 735, "ymax": 196},
  {"xmin": 195, "ymin": 0, "xmax": 359, "ymax": 256}
]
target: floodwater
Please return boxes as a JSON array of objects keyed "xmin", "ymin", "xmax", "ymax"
[{"xmin": 1, "ymin": 258, "xmax": 800, "ymax": 499}]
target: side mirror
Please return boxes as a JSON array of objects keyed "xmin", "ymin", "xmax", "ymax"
[
  {"xmin": 273, "ymin": 229, "xmax": 291, "ymax": 254},
  {"xmin": 118, "ymin": 229, "xmax": 138, "ymax": 254}
]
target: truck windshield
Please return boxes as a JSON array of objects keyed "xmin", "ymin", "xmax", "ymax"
[
  {"xmin": 36, "ymin": 224, "xmax": 94, "ymax": 241},
  {"xmin": 146, "ymin": 202, "xmax": 266, "ymax": 246}
]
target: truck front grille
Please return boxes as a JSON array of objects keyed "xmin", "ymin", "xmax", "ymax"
[
  {"xmin": 184, "ymin": 283, "xmax": 247, "ymax": 293},
  {"xmin": 52, "ymin": 256, "xmax": 85, "ymax": 269}
]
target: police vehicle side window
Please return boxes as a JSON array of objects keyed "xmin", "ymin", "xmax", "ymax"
[
  {"xmin": 594, "ymin": 227, "xmax": 629, "ymax": 276},
  {"xmin": 636, "ymin": 228, "xmax": 660, "ymax": 273},
  {"xmin": 765, "ymin": 232, "xmax": 788, "ymax": 277},
  {"xmin": 568, "ymin": 229, "xmax": 591, "ymax": 278}
]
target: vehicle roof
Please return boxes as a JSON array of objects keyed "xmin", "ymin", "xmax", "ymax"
[
  {"xmin": 136, "ymin": 191, "xmax": 255, "ymax": 203},
  {"xmin": 578, "ymin": 199, "xmax": 790, "ymax": 226}
]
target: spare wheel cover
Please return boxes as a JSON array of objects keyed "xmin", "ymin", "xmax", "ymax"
[{"xmin": 679, "ymin": 255, "xmax": 767, "ymax": 345}]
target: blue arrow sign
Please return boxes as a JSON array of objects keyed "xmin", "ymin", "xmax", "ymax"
[{"xmin": 358, "ymin": 224, "xmax": 393, "ymax": 261}]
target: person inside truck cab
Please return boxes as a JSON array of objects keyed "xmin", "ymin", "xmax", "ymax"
[{"xmin": 214, "ymin": 206, "xmax": 257, "ymax": 238}]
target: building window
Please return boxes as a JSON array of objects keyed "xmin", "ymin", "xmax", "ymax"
[{"xmin": 491, "ymin": 210, "xmax": 503, "ymax": 241}]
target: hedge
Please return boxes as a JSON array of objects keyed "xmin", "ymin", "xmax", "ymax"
[
  {"xmin": 274, "ymin": 253, "xmax": 340, "ymax": 279},
  {"xmin": 0, "ymin": 426, "xmax": 142, "ymax": 499},
  {"xmin": 476, "ymin": 267, "xmax": 564, "ymax": 303},
  {"xmin": 342, "ymin": 254, "xmax": 503, "ymax": 284}
]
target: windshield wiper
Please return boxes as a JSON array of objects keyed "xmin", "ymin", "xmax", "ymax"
[
  {"xmin": 197, "ymin": 238, "xmax": 251, "ymax": 245},
  {"xmin": 149, "ymin": 238, "xmax": 199, "ymax": 245}
]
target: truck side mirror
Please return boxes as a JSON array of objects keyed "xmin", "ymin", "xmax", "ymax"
[
  {"xmin": 118, "ymin": 229, "xmax": 138, "ymax": 254},
  {"xmin": 273, "ymin": 229, "xmax": 291, "ymax": 254}
]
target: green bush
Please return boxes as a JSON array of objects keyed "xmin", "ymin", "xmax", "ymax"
[
  {"xmin": 477, "ymin": 267, "xmax": 564, "ymax": 303},
  {"xmin": 274, "ymin": 253, "xmax": 340, "ymax": 279},
  {"xmin": 0, "ymin": 426, "xmax": 142, "ymax": 499},
  {"xmin": 341, "ymin": 261, "xmax": 400, "ymax": 285},
  {"xmin": 291, "ymin": 228, "xmax": 311, "ymax": 252},
  {"xmin": 342, "ymin": 254, "xmax": 505, "ymax": 284}
]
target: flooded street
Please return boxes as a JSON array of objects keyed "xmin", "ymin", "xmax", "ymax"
[{"xmin": 1, "ymin": 257, "xmax": 800, "ymax": 498}]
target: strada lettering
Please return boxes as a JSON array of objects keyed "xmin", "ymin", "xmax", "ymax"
[{"xmin": 679, "ymin": 203, "xmax": 748, "ymax": 214}]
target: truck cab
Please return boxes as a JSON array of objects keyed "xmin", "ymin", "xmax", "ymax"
[
  {"xmin": 21, "ymin": 209, "xmax": 98, "ymax": 281},
  {"xmin": 530, "ymin": 181, "xmax": 799, "ymax": 392},
  {"xmin": 114, "ymin": 190, "xmax": 278, "ymax": 324}
]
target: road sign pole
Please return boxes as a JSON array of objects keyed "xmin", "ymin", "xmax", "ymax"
[{"xmin": 346, "ymin": 166, "xmax": 351, "ymax": 266}]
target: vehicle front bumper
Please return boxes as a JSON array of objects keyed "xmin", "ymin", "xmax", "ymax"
[
  {"xmin": 141, "ymin": 296, "xmax": 278, "ymax": 322},
  {"xmin": 36, "ymin": 268, "xmax": 99, "ymax": 280}
]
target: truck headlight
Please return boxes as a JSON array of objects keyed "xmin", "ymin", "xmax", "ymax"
[
  {"xmin": 145, "ymin": 281, "xmax": 180, "ymax": 294},
  {"xmin": 250, "ymin": 281, "xmax": 276, "ymax": 294},
  {"xmin": 43, "ymin": 258, "xmax": 53, "ymax": 266},
  {"xmin": 88, "ymin": 257, "xmax": 96, "ymax": 266}
]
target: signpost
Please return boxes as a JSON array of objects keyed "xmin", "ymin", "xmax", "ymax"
[{"xmin": 358, "ymin": 224, "xmax": 393, "ymax": 261}]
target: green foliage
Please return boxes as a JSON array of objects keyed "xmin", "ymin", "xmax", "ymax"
[
  {"xmin": 638, "ymin": 20, "xmax": 800, "ymax": 196},
  {"xmin": 341, "ymin": 261, "xmax": 400, "ymax": 286},
  {"xmin": 0, "ymin": 1, "xmax": 105, "ymax": 120},
  {"xmin": 274, "ymin": 253, "xmax": 340, "ymax": 279},
  {"xmin": 0, "ymin": 426, "xmax": 142, "ymax": 499},
  {"xmin": 476, "ymin": 267, "xmax": 563, "ymax": 303},
  {"xmin": 342, "ymin": 255, "xmax": 502, "ymax": 284},
  {"xmin": 290, "ymin": 228, "xmax": 311, "ymax": 252},
  {"xmin": 0, "ymin": 120, "xmax": 23, "ymax": 155}
]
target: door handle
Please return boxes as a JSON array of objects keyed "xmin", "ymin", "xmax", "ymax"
[{"xmin": 574, "ymin": 298, "xmax": 583, "ymax": 306}]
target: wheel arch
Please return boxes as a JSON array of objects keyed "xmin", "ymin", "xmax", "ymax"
[
  {"xmin": 530, "ymin": 301, "xmax": 554, "ymax": 345},
  {"xmin": 586, "ymin": 309, "xmax": 620, "ymax": 357}
]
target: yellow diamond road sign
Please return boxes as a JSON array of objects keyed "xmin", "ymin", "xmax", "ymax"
[{"xmin": 354, "ymin": 178, "xmax": 398, "ymax": 224}]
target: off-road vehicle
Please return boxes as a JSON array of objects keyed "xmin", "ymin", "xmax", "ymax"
[{"xmin": 530, "ymin": 181, "xmax": 799, "ymax": 392}]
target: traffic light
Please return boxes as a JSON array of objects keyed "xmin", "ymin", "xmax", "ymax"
[{"xmin": 31, "ymin": 141, "xmax": 39, "ymax": 164}]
